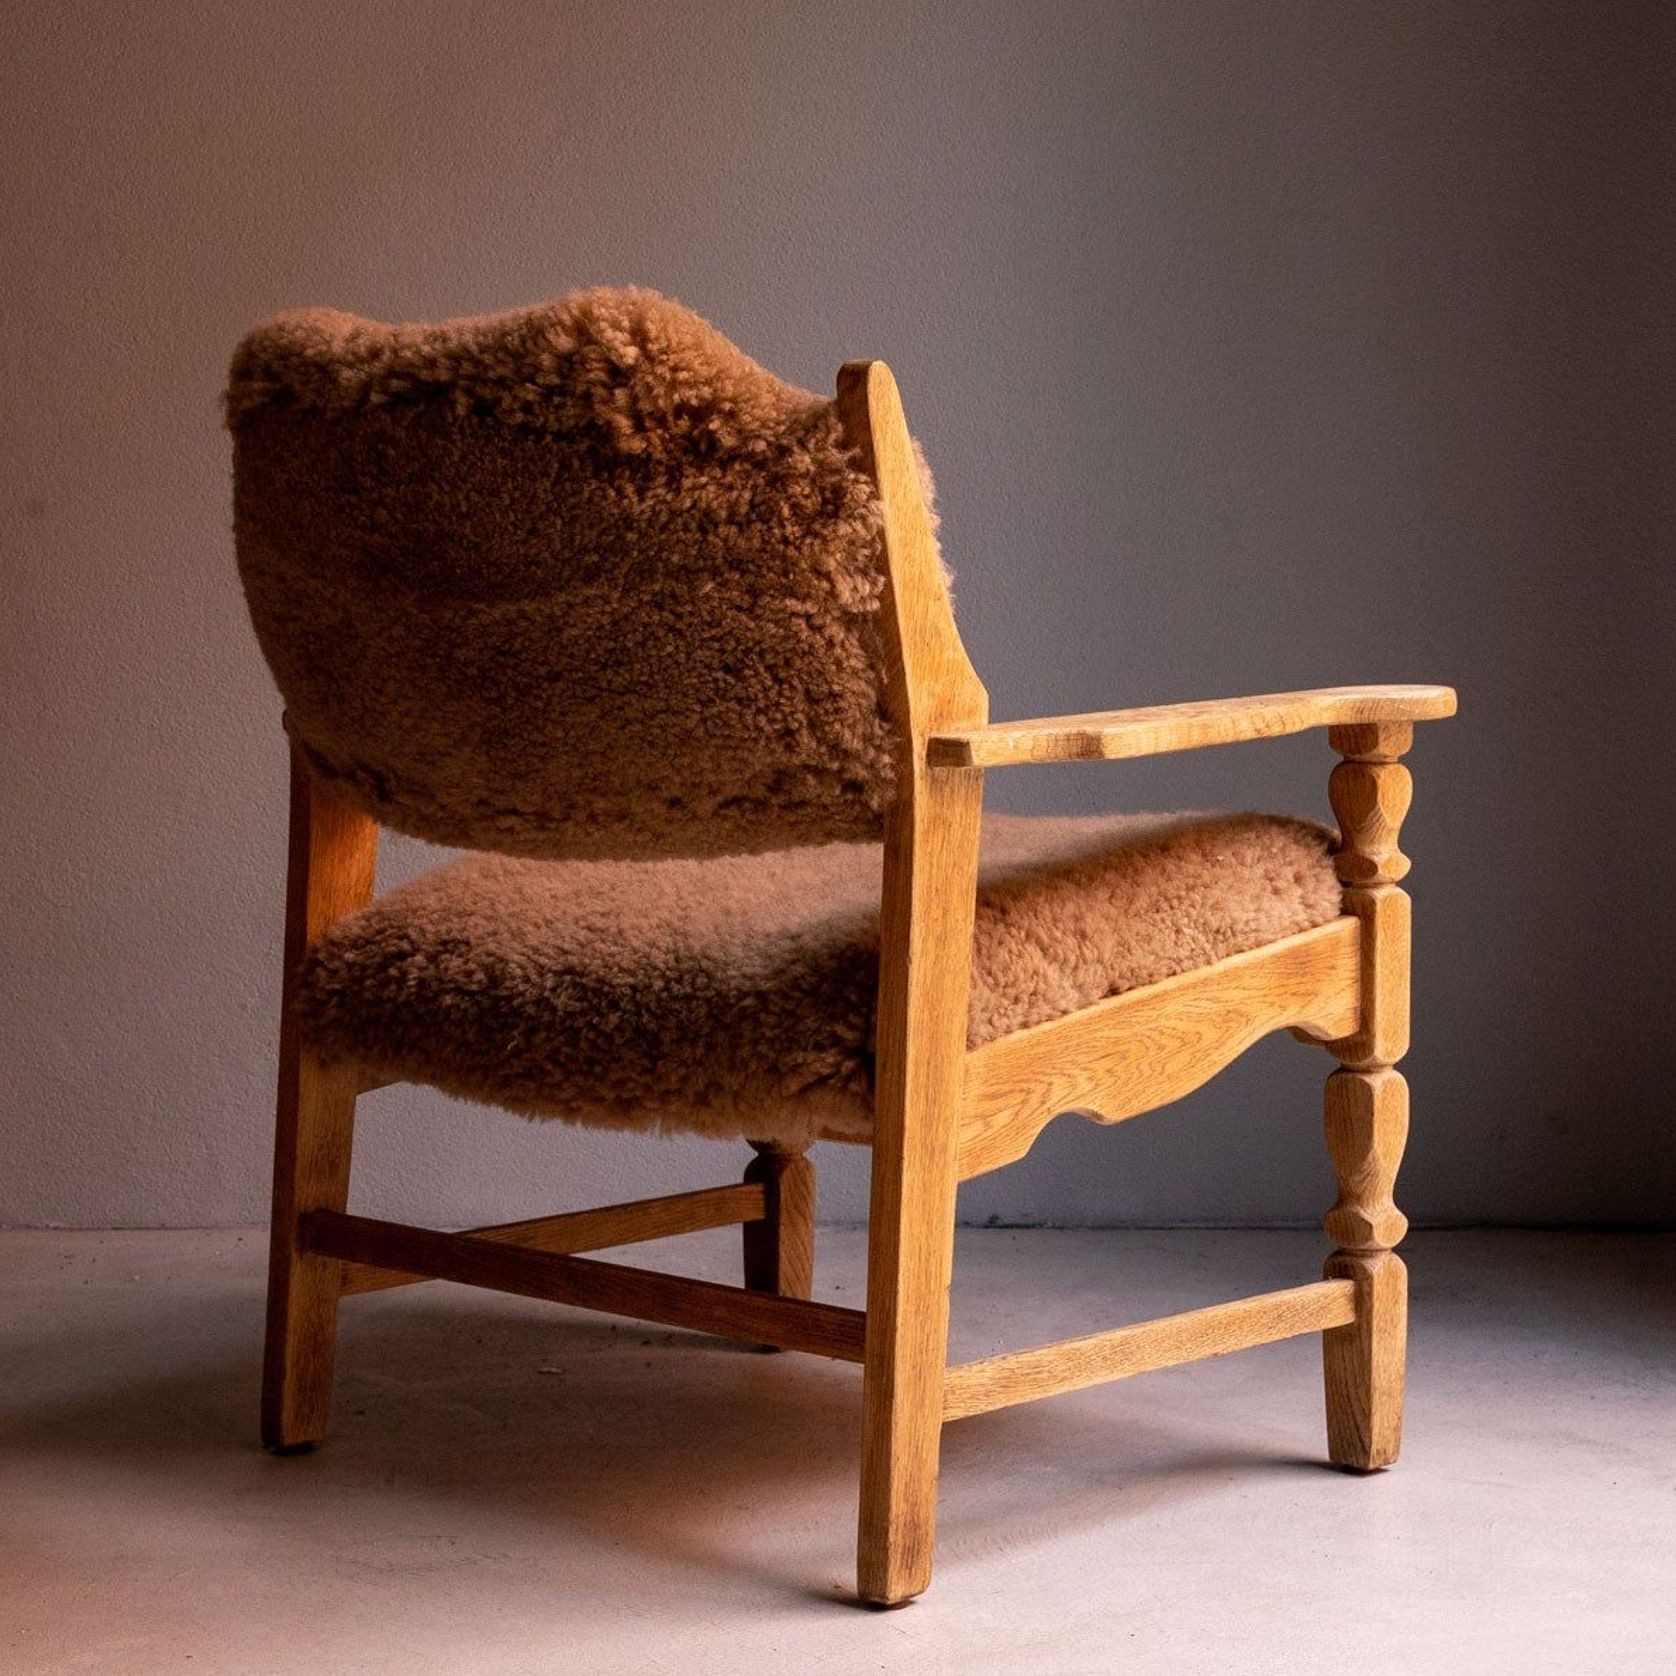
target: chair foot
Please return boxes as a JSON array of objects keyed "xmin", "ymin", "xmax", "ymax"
[
  {"xmin": 1322, "ymin": 1248, "xmax": 1407, "ymax": 1470},
  {"xmin": 260, "ymin": 1056, "xmax": 359, "ymax": 1452},
  {"xmin": 1321, "ymin": 1067, "xmax": 1409, "ymax": 1470},
  {"xmin": 260, "ymin": 1236, "xmax": 347, "ymax": 1453},
  {"xmin": 856, "ymin": 1532, "xmax": 935, "ymax": 1610},
  {"xmin": 855, "ymin": 1151, "xmax": 956, "ymax": 1608}
]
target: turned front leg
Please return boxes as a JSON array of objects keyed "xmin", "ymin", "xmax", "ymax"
[{"xmin": 1321, "ymin": 722, "xmax": 1413, "ymax": 1470}]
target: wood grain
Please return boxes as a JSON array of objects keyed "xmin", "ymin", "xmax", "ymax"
[
  {"xmin": 261, "ymin": 746, "xmax": 378, "ymax": 1451},
  {"xmin": 956, "ymin": 918, "xmax": 1362, "ymax": 1181},
  {"xmin": 836, "ymin": 361, "xmax": 987, "ymax": 733},
  {"xmin": 339, "ymin": 1183, "xmax": 766, "ymax": 1296},
  {"xmin": 1320, "ymin": 720, "xmax": 1414, "ymax": 1470},
  {"xmin": 1327, "ymin": 885, "xmax": 1411, "ymax": 1071},
  {"xmin": 1328, "ymin": 758, "xmax": 1413, "ymax": 887},
  {"xmin": 942, "ymin": 1280, "xmax": 1356, "ymax": 1421},
  {"xmin": 251, "ymin": 347, "xmax": 1455, "ymax": 1600},
  {"xmin": 1323, "ymin": 1250, "xmax": 1408, "ymax": 1468},
  {"xmin": 306, "ymin": 1210, "xmax": 867, "ymax": 1362},
  {"xmin": 1323, "ymin": 1068, "xmax": 1409, "ymax": 1254},
  {"xmin": 928, "ymin": 685, "xmax": 1455, "ymax": 769},
  {"xmin": 838, "ymin": 361, "xmax": 988, "ymax": 1606},
  {"xmin": 742, "ymin": 1143, "xmax": 816, "ymax": 1309}
]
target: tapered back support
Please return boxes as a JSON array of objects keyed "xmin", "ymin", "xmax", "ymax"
[
  {"xmin": 834, "ymin": 362, "xmax": 987, "ymax": 747},
  {"xmin": 229, "ymin": 288, "xmax": 971, "ymax": 860}
]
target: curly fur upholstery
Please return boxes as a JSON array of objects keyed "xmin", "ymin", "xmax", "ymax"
[
  {"xmin": 297, "ymin": 812, "xmax": 1342, "ymax": 1146},
  {"xmin": 228, "ymin": 288, "xmax": 902, "ymax": 859},
  {"xmin": 232, "ymin": 290, "xmax": 1345, "ymax": 1149}
]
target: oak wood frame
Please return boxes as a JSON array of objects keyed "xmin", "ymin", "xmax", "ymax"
[{"xmin": 259, "ymin": 360, "xmax": 1454, "ymax": 1603}]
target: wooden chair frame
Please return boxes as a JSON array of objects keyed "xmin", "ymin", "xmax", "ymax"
[{"xmin": 260, "ymin": 359, "xmax": 1455, "ymax": 1605}]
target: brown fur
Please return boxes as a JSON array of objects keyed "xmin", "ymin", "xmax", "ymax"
[
  {"xmin": 228, "ymin": 288, "xmax": 901, "ymax": 859},
  {"xmin": 233, "ymin": 291, "xmax": 1343, "ymax": 1148},
  {"xmin": 297, "ymin": 812, "xmax": 1341, "ymax": 1146}
]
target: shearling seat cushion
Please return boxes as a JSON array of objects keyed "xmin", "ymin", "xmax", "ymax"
[
  {"xmin": 228, "ymin": 288, "xmax": 911, "ymax": 861},
  {"xmin": 297, "ymin": 811, "xmax": 1342, "ymax": 1147}
]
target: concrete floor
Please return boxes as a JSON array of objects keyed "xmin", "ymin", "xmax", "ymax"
[{"xmin": 1, "ymin": 1228, "xmax": 1670, "ymax": 1674}]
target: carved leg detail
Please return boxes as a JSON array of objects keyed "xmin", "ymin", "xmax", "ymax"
[
  {"xmin": 1322, "ymin": 723, "xmax": 1413, "ymax": 1472},
  {"xmin": 1322, "ymin": 1068, "xmax": 1409, "ymax": 1469}
]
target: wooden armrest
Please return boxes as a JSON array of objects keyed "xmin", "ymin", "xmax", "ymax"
[{"xmin": 926, "ymin": 685, "xmax": 1456, "ymax": 769}]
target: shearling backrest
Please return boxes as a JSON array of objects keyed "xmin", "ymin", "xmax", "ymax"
[{"xmin": 227, "ymin": 288, "xmax": 909, "ymax": 859}]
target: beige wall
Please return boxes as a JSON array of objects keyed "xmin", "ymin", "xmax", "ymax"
[{"xmin": 5, "ymin": 1, "xmax": 1672, "ymax": 1227}]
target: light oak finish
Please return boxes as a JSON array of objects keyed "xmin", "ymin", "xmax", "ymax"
[
  {"xmin": 338, "ymin": 1183, "xmax": 767, "ymax": 1296},
  {"xmin": 927, "ymin": 686, "xmax": 1455, "ymax": 769},
  {"xmin": 1323, "ymin": 1068, "xmax": 1409, "ymax": 1255},
  {"xmin": 1320, "ymin": 721, "xmax": 1415, "ymax": 1470},
  {"xmin": 837, "ymin": 361, "xmax": 989, "ymax": 1607},
  {"xmin": 261, "ymin": 748, "xmax": 378, "ymax": 1451},
  {"xmin": 1327, "ymin": 729, "xmax": 1414, "ymax": 886},
  {"xmin": 742, "ymin": 1143, "xmax": 816, "ymax": 1304},
  {"xmin": 1329, "ymin": 886, "xmax": 1411, "ymax": 1071},
  {"xmin": 956, "ymin": 917, "xmax": 1362, "ymax": 1181},
  {"xmin": 942, "ymin": 1279, "xmax": 1357, "ymax": 1421},
  {"xmin": 256, "ymin": 359, "xmax": 1453, "ymax": 1602},
  {"xmin": 1323, "ymin": 1249, "xmax": 1408, "ymax": 1468},
  {"xmin": 305, "ymin": 1210, "xmax": 867, "ymax": 1361}
]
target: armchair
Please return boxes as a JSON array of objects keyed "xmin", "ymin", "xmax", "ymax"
[{"xmin": 229, "ymin": 291, "xmax": 1455, "ymax": 1607}]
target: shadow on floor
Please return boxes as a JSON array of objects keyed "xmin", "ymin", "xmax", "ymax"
[{"xmin": 2, "ymin": 1274, "xmax": 1359, "ymax": 1604}]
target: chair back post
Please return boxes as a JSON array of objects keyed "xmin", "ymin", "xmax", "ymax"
[
  {"xmin": 261, "ymin": 736, "xmax": 379, "ymax": 1450},
  {"xmin": 835, "ymin": 361, "xmax": 987, "ymax": 1604}
]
